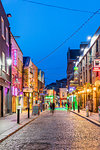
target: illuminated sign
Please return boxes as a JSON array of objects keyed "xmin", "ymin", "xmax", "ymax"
[
  {"xmin": 93, "ymin": 67, "xmax": 100, "ymax": 72},
  {"xmin": 12, "ymin": 49, "xmax": 17, "ymax": 66},
  {"xmin": 69, "ymin": 87, "xmax": 76, "ymax": 93},
  {"xmin": 74, "ymin": 67, "xmax": 78, "ymax": 71},
  {"xmin": 12, "ymin": 86, "xmax": 18, "ymax": 96}
]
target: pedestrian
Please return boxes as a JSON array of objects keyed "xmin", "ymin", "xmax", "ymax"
[
  {"xmin": 89, "ymin": 99, "xmax": 93, "ymax": 116},
  {"xmin": 52, "ymin": 102, "xmax": 55, "ymax": 114},
  {"xmin": 73, "ymin": 101, "xmax": 75, "ymax": 111},
  {"xmin": 50, "ymin": 103, "xmax": 52, "ymax": 113},
  {"xmin": 78, "ymin": 103, "xmax": 80, "ymax": 113},
  {"xmin": 67, "ymin": 100, "xmax": 70, "ymax": 112}
]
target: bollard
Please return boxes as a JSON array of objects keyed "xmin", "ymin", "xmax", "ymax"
[
  {"xmin": 17, "ymin": 109, "xmax": 20, "ymax": 124},
  {"xmin": 78, "ymin": 105, "xmax": 80, "ymax": 113},
  {"xmin": 98, "ymin": 106, "xmax": 100, "ymax": 122},
  {"xmin": 28, "ymin": 107, "xmax": 30, "ymax": 118},
  {"xmin": 86, "ymin": 106, "xmax": 89, "ymax": 117}
]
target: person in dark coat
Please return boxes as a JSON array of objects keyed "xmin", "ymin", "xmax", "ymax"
[{"xmin": 52, "ymin": 103, "xmax": 55, "ymax": 114}]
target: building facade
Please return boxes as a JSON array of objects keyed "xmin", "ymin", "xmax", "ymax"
[
  {"xmin": 0, "ymin": 1, "xmax": 12, "ymax": 117},
  {"xmin": 67, "ymin": 48, "xmax": 80, "ymax": 88},
  {"xmin": 38, "ymin": 69, "xmax": 45, "ymax": 103},
  {"xmin": 32, "ymin": 62, "xmax": 38, "ymax": 104},
  {"xmin": 59, "ymin": 88, "xmax": 67, "ymax": 105},
  {"xmin": 11, "ymin": 34, "xmax": 23, "ymax": 113},
  {"xmin": 23, "ymin": 57, "xmax": 39, "ymax": 109},
  {"xmin": 75, "ymin": 27, "xmax": 100, "ymax": 112}
]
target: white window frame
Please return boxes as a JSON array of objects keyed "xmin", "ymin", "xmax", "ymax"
[
  {"xmin": 7, "ymin": 63, "xmax": 9, "ymax": 75},
  {"xmin": 1, "ymin": 17, "xmax": 5, "ymax": 40},
  {"xmin": 6, "ymin": 27, "xmax": 9, "ymax": 46},
  {"xmin": 2, "ymin": 52, "xmax": 5, "ymax": 72}
]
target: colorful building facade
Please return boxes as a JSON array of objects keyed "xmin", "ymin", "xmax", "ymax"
[
  {"xmin": 0, "ymin": 1, "xmax": 12, "ymax": 117},
  {"xmin": 23, "ymin": 57, "xmax": 38, "ymax": 109},
  {"xmin": 11, "ymin": 34, "xmax": 23, "ymax": 113},
  {"xmin": 59, "ymin": 88, "xmax": 67, "ymax": 105},
  {"xmin": 75, "ymin": 27, "xmax": 100, "ymax": 112}
]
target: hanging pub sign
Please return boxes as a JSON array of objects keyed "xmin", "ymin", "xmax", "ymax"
[
  {"xmin": 12, "ymin": 49, "xmax": 17, "ymax": 66},
  {"xmin": 93, "ymin": 59, "xmax": 100, "ymax": 72}
]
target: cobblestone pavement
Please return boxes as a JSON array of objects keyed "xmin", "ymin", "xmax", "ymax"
[{"xmin": 0, "ymin": 110, "xmax": 100, "ymax": 150}]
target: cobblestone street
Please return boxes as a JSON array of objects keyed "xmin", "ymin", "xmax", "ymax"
[{"xmin": 0, "ymin": 110, "xmax": 100, "ymax": 150}]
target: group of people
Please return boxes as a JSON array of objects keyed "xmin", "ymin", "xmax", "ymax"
[{"xmin": 50, "ymin": 103, "xmax": 55, "ymax": 114}]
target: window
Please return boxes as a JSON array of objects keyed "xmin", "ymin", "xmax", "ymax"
[
  {"xmin": 89, "ymin": 69, "xmax": 92, "ymax": 84},
  {"xmin": 86, "ymin": 70, "xmax": 87, "ymax": 82},
  {"xmin": 2, "ymin": 52, "xmax": 5, "ymax": 71},
  {"xmin": 86, "ymin": 55, "xmax": 87, "ymax": 64},
  {"xmin": 89, "ymin": 49, "xmax": 92, "ymax": 64},
  {"xmin": 62, "ymin": 92, "xmax": 64, "ymax": 97},
  {"xmin": 96, "ymin": 40, "xmax": 98, "ymax": 53},
  {"xmin": 6, "ymin": 27, "xmax": 9, "ymax": 45},
  {"xmin": 1, "ymin": 17, "xmax": 5, "ymax": 39},
  {"xmin": 7, "ymin": 64, "xmax": 9, "ymax": 74}
]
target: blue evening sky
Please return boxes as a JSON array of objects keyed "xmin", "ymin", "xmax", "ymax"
[{"xmin": 2, "ymin": 0, "xmax": 100, "ymax": 85}]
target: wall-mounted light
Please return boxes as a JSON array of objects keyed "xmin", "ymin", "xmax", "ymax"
[
  {"xmin": 87, "ymin": 36, "xmax": 91, "ymax": 41},
  {"xmin": 93, "ymin": 87, "xmax": 96, "ymax": 91},
  {"xmin": 7, "ymin": 58, "xmax": 12, "ymax": 66}
]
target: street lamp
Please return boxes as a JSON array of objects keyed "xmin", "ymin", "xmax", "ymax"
[
  {"xmin": 7, "ymin": 58, "xmax": 12, "ymax": 66},
  {"xmin": 87, "ymin": 36, "xmax": 91, "ymax": 41},
  {"xmin": 93, "ymin": 87, "xmax": 96, "ymax": 91}
]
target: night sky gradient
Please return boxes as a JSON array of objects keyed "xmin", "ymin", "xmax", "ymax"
[{"xmin": 2, "ymin": 0, "xmax": 100, "ymax": 85}]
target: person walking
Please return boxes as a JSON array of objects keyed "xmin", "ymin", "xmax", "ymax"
[
  {"xmin": 52, "ymin": 102, "xmax": 55, "ymax": 114},
  {"xmin": 73, "ymin": 101, "xmax": 75, "ymax": 111},
  {"xmin": 67, "ymin": 100, "xmax": 70, "ymax": 112},
  {"xmin": 50, "ymin": 103, "xmax": 52, "ymax": 113}
]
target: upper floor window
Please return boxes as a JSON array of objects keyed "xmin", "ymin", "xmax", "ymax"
[
  {"xmin": 62, "ymin": 92, "xmax": 64, "ymax": 97},
  {"xmin": 89, "ymin": 49, "xmax": 92, "ymax": 64},
  {"xmin": 96, "ymin": 40, "xmax": 98, "ymax": 53},
  {"xmin": 2, "ymin": 52, "xmax": 5, "ymax": 71},
  {"xmin": 6, "ymin": 27, "xmax": 9, "ymax": 45},
  {"xmin": 86, "ymin": 55, "xmax": 87, "ymax": 64},
  {"xmin": 1, "ymin": 17, "xmax": 5, "ymax": 39}
]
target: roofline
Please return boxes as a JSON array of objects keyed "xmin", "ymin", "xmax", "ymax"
[
  {"xmin": 0, "ymin": 1, "xmax": 9, "ymax": 25},
  {"xmin": 11, "ymin": 32, "xmax": 23, "ymax": 55}
]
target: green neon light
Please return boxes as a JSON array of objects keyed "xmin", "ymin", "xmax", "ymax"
[{"xmin": 74, "ymin": 67, "xmax": 78, "ymax": 71}]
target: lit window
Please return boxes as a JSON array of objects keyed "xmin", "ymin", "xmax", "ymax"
[
  {"xmin": 7, "ymin": 63, "xmax": 9, "ymax": 74},
  {"xmin": 1, "ymin": 17, "xmax": 5, "ymax": 38},
  {"xmin": 2, "ymin": 52, "xmax": 5, "ymax": 71},
  {"xmin": 62, "ymin": 92, "xmax": 64, "ymax": 97},
  {"xmin": 6, "ymin": 27, "xmax": 9, "ymax": 45}
]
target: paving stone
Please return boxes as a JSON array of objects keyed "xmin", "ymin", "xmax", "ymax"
[{"xmin": 0, "ymin": 110, "xmax": 100, "ymax": 150}]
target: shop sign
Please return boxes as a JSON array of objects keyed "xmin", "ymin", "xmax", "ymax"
[
  {"xmin": 93, "ymin": 67, "xmax": 100, "ymax": 72},
  {"xmin": 69, "ymin": 87, "xmax": 76, "ymax": 93},
  {"xmin": 94, "ymin": 59, "xmax": 100, "ymax": 68},
  {"xmin": 12, "ymin": 86, "xmax": 18, "ymax": 96}
]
